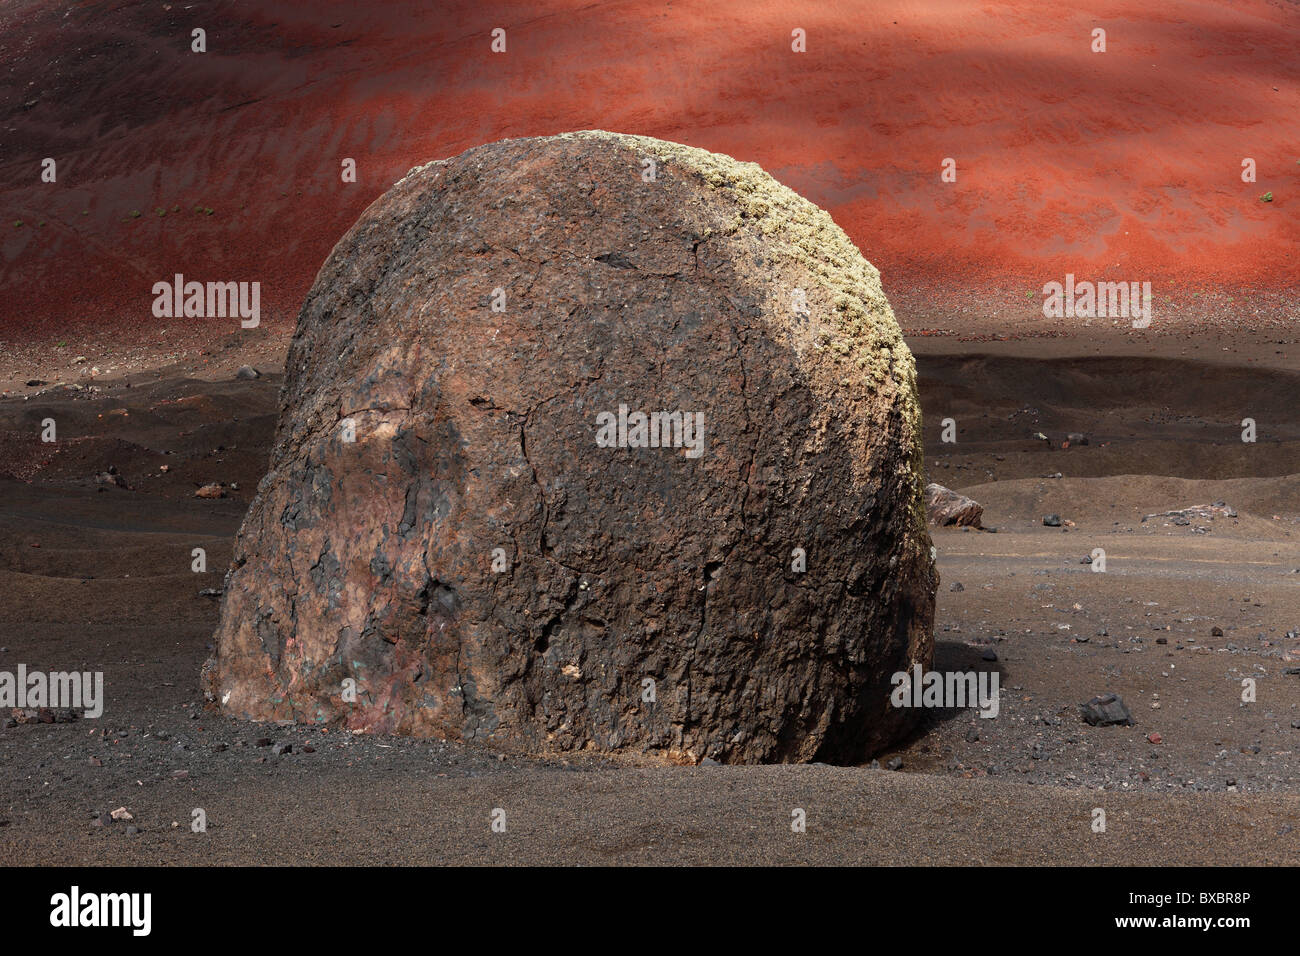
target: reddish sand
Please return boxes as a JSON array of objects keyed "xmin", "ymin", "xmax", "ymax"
[{"xmin": 1, "ymin": 0, "xmax": 1297, "ymax": 343}]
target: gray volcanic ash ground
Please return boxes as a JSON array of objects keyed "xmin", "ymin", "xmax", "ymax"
[{"xmin": 1, "ymin": 324, "xmax": 1298, "ymax": 865}]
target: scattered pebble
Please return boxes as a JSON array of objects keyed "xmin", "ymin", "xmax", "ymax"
[{"xmin": 1080, "ymin": 693, "xmax": 1133, "ymax": 727}]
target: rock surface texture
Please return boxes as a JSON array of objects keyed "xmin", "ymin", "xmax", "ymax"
[{"xmin": 204, "ymin": 131, "xmax": 936, "ymax": 764}]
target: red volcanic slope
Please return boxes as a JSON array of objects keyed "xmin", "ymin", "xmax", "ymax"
[{"xmin": 0, "ymin": 0, "xmax": 1296, "ymax": 340}]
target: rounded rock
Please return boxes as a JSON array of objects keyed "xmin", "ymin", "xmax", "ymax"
[{"xmin": 203, "ymin": 131, "xmax": 936, "ymax": 763}]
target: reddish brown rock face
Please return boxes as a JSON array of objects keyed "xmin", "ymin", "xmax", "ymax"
[
  {"xmin": 925, "ymin": 483, "xmax": 984, "ymax": 528},
  {"xmin": 204, "ymin": 131, "xmax": 936, "ymax": 763}
]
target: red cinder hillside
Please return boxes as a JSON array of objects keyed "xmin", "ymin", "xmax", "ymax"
[{"xmin": 1, "ymin": 0, "xmax": 1296, "ymax": 341}]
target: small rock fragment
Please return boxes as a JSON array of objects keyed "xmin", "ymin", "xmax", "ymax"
[
  {"xmin": 925, "ymin": 483, "xmax": 984, "ymax": 528},
  {"xmin": 1079, "ymin": 693, "xmax": 1133, "ymax": 727}
]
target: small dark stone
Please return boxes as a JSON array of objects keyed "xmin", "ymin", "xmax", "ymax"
[
  {"xmin": 1043, "ymin": 514, "xmax": 1062, "ymax": 527},
  {"xmin": 699, "ymin": 756, "xmax": 720, "ymax": 766},
  {"xmin": 886, "ymin": 756, "xmax": 903, "ymax": 771},
  {"xmin": 965, "ymin": 727, "xmax": 980, "ymax": 742},
  {"xmin": 981, "ymin": 649, "xmax": 998, "ymax": 662},
  {"xmin": 949, "ymin": 582, "xmax": 964, "ymax": 592},
  {"xmin": 1156, "ymin": 637, "xmax": 1167, "ymax": 645},
  {"xmin": 255, "ymin": 737, "xmax": 273, "ymax": 747},
  {"xmin": 272, "ymin": 741, "xmax": 293, "ymax": 755},
  {"xmin": 235, "ymin": 365, "xmax": 260, "ymax": 380},
  {"xmin": 1079, "ymin": 693, "xmax": 1134, "ymax": 727}
]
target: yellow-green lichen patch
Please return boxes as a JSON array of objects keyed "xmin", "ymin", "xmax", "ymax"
[
  {"xmin": 555, "ymin": 129, "xmax": 924, "ymax": 481},
  {"xmin": 559, "ymin": 131, "xmax": 914, "ymax": 384}
]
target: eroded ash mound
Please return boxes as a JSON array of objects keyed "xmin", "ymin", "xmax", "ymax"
[{"xmin": 203, "ymin": 131, "xmax": 936, "ymax": 764}]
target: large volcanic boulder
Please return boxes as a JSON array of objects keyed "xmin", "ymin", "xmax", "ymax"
[{"xmin": 203, "ymin": 131, "xmax": 936, "ymax": 763}]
